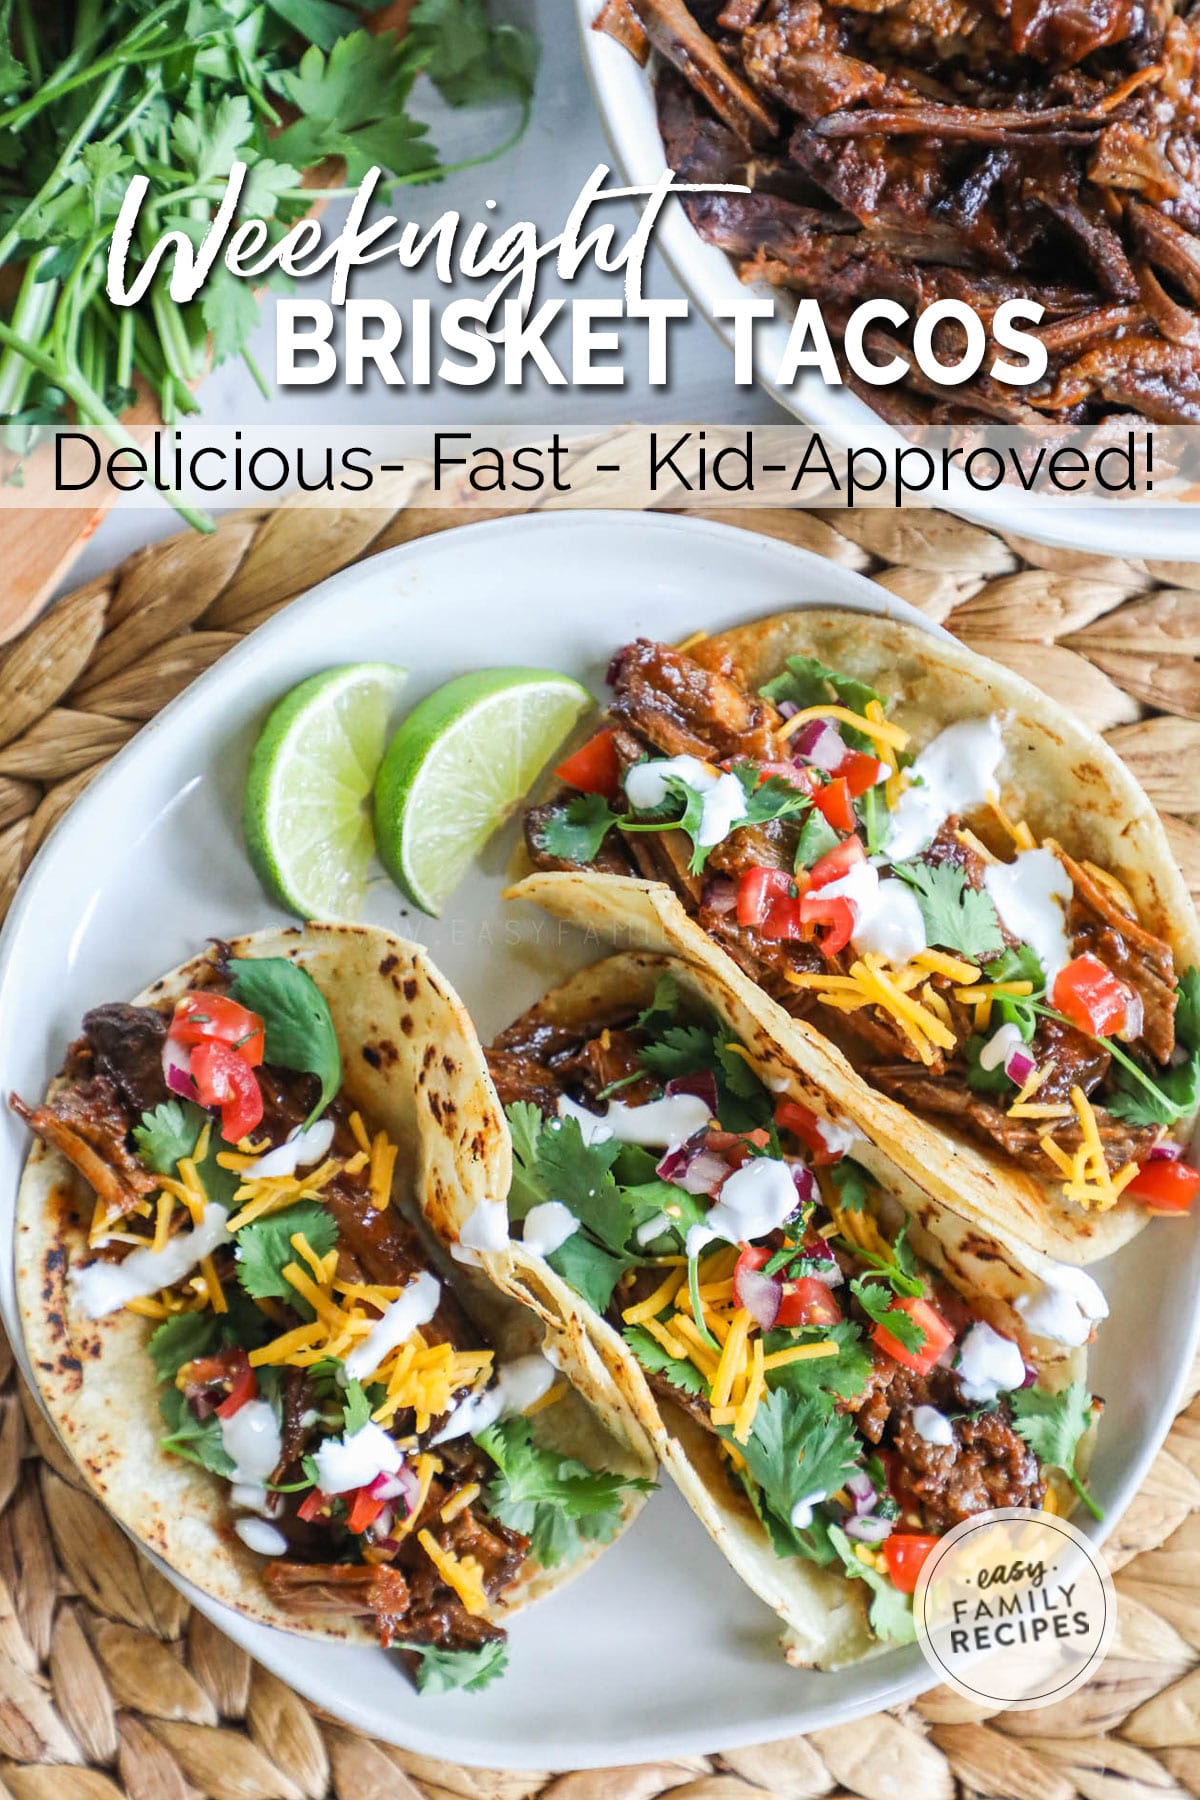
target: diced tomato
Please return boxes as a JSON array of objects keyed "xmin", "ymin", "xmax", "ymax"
[
  {"xmin": 191, "ymin": 1040, "xmax": 264, "ymax": 1143},
  {"xmin": 776, "ymin": 1276, "xmax": 842, "ymax": 1328},
  {"xmin": 808, "ymin": 834, "xmax": 865, "ymax": 890},
  {"xmin": 799, "ymin": 891, "xmax": 855, "ymax": 957},
  {"xmin": 883, "ymin": 1533, "xmax": 940, "ymax": 1594},
  {"xmin": 774, "ymin": 1099, "xmax": 839, "ymax": 1166},
  {"xmin": 1127, "ymin": 1158, "xmax": 1200, "ymax": 1212},
  {"xmin": 1052, "ymin": 953, "xmax": 1130, "ymax": 1038},
  {"xmin": 297, "ymin": 1489, "xmax": 330, "ymax": 1523},
  {"xmin": 814, "ymin": 775, "xmax": 856, "ymax": 834},
  {"xmin": 840, "ymin": 750, "xmax": 883, "ymax": 798},
  {"xmin": 871, "ymin": 1295, "xmax": 955, "ymax": 1377},
  {"xmin": 713, "ymin": 1127, "xmax": 771, "ymax": 1170},
  {"xmin": 215, "ymin": 1352, "xmax": 256, "ymax": 1420},
  {"xmin": 737, "ymin": 866, "xmax": 811, "ymax": 941},
  {"xmin": 346, "ymin": 1487, "xmax": 387, "ymax": 1535},
  {"xmin": 732, "ymin": 1243, "xmax": 771, "ymax": 1306},
  {"xmin": 555, "ymin": 728, "xmax": 622, "ymax": 800},
  {"xmin": 755, "ymin": 761, "xmax": 818, "ymax": 796},
  {"xmin": 172, "ymin": 992, "xmax": 265, "ymax": 1066}
]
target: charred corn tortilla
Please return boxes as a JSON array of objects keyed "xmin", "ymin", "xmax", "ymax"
[
  {"xmin": 419, "ymin": 947, "xmax": 1092, "ymax": 1671},
  {"xmin": 514, "ymin": 607, "xmax": 1200, "ymax": 1267},
  {"xmin": 15, "ymin": 923, "xmax": 654, "ymax": 1642}
]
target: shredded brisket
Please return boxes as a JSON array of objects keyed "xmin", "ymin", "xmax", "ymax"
[{"xmin": 598, "ymin": 0, "xmax": 1200, "ymax": 424}]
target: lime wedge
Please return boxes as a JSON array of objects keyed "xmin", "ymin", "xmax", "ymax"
[
  {"xmin": 243, "ymin": 663, "xmax": 407, "ymax": 920},
  {"xmin": 374, "ymin": 669, "xmax": 593, "ymax": 915}
]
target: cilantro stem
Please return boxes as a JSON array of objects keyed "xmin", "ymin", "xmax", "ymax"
[
  {"xmin": 688, "ymin": 1255, "xmax": 720, "ymax": 1352},
  {"xmin": 1067, "ymin": 1467, "xmax": 1103, "ymax": 1522}
]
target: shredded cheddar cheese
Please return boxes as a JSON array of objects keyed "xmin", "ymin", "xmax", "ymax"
[
  {"xmin": 441, "ymin": 1483, "xmax": 481, "ymax": 1523},
  {"xmin": 417, "ymin": 1530, "xmax": 489, "ymax": 1616},
  {"xmin": 913, "ymin": 949, "xmax": 980, "ymax": 984},
  {"xmin": 778, "ymin": 703, "xmax": 910, "ymax": 754},
  {"xmin": 675, "ymin": 628, "xmax": 709, "ymax": 653}
]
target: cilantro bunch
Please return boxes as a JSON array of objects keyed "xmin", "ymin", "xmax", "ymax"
[{"xmin": 0, "ymin": 0, "xmax": 536, "ymax": 525}]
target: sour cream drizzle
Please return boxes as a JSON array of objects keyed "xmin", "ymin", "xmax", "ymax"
[
  {"xmin": 557, "ymin": 1091, "xmax": 711, "ymax": 1150},
  {"xmin": 885, "ymin": 717, "xmax": 1006, "ymax": 863},
  {"xmin": 625, "ymin": 755, "xmax": 747, "ymax": 848},
  {"xmin": 248, "ymin": 1117, "xmax": 336, "ymax": 1181},
  {"xmin": 1016, "ymin": 1264, "xmax": 1109, "ymax": 1348},
  {"xmin": 234, "ymin": 1518, "xmax": 289, "ymax": 1557},
  {"xmin": 984, "ymin": 848, "xmax": 1074, "ymax": 985},
  {"xmin": 73, "ymin": 1203, "xmax": 231, "ymax": 1318},
  {"xmin": 686, "ymin": 1156, "xmax": 800, "ymax": 1261},
  {"xmin": 220, "ymin": 1399, "xmax": 282, "ymax": 1486},
  {"xmin": 820, "ymin": 861, "xmax": 927, "ymax": 964},
  {"xmin": 522, "ymin": 1201, "xmax": 579, "ymax": 1257},
  {"xmin": 343, "ymin": 1270, "xmax": 441, "ymax": 1381},
  {"xmin": 312, "ymin": 1420, "xmax": 404, "ymax": 1495},
  {"xmin": 911, "ymin": 1405, "xmax": 954, "ymax": 1448},
  {"xmin": 430, "ymin": 1353, "xmax": 556, "ymax": 1446},
  {"xmin": 955, "ymin": 1321, "xmax": 1026, "ymax": 1404},
  {"xmin": 452, "ymin": 1197, "xmax": 510, "ymax": 1265}
]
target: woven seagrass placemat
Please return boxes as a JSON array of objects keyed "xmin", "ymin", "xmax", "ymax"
[{"xmin": 1, "ymin": 500, "xmax": 1199, "ymax": 1800}]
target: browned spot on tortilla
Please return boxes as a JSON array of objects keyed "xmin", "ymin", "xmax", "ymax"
[
  {"xmin": 379, "ymin": 953, "xmax": 399, "ymax": 976},
  {"xmin": 361, "ymin": 1045, "xmax": 382, "ymax": 1071},
  {"xmin": 403, "ymin": 978, "xmax": 419, "ymax": 1001},
  {"xmin": 400, "ymin": 1015, "xmax": 414, "ymax": 1037},
  {"xmin": 422, "ymin": 1045, "xmax": 437, "ymax": 1071},
  {"xmin": 442, "ymin": 1055, "xmax": 456, "ymax": 1076},
  {"xmin": 428, "ymin": 1093, "xmax": 444, "ymax": 1123}
]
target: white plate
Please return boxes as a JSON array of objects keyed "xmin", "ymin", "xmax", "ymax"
[
  {"xmin": 1, "ymin": 513, "xmax": 1196, "ymax": 1768},
  {"xmin": 574, "ymin": 2, "xmax": 1195, "ymax": 559}
]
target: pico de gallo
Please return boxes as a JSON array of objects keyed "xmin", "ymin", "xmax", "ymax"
[
  {"xmin": 12, "ymin": 949, "xmax": 650, "ymax": 1695},
  {"xmin": 527, "ymin": 636, "xmax": 1200, "ymax": 1217},
  {"xmin": 489, "ymin": 968, "xmax": 1104, "ymax": 1645}
]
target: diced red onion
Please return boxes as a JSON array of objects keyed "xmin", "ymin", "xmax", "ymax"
[
  {"xmin": 845, "ymin": 1513, "xmax": 895, "ymax": 1544},
  {"xmin": 656, "ymin": 1133, "xmax": 728, "ymax": 1196},
  {"xmin": 1004, "ymin": 1044, "xmax": 1037, "ymax": 1086},
  {"xmin": 793, "ymin": 719, "xmax": 846, "ymax": 772},
  {"xmin": 788, "ymin": 1163, "xmax": 816, "ymax": 1209},
  {"xmin": 701, "ymin": 875, "xmax": 739, "ymax": 916},
  {"xmin": 845, "ymin": 1470, "xmax": 876, "ymax": 1512},
  {"xmin": 811, "ymin": 1261, "xmax": 845, "ymax": 1289},
  {"xmin": 1120, "ymin": 990, "xmax": 1144, "ymax": 1043},
  {"xmin": 733, "ymin": 1265, "xmax": 781, "ymax": 1331},
  {"xmin": 1020, "ymin": 1361, "xmax": 1038, "ymax": 1389},
  {"xmin": 1149, "ymin": 1140, "xmax": 1184, "ymax": 1161},
  {"xmin": 666, "ymin": 1071, "xmax": 719, "ymax": 1114},
  {"xmin": 371, "ymin": 1503, "xmax": 395, "ymax": 1540},
  {"xmin": 367, "ymin": 1471, "xmax": 408, "ymax": 1502},
  {"xmin": 802, "ymin": 1234, "xmax": 844, "ymax": 1287},
  {"xmin": 777, "ymin": 700, "xmax": 799, "ymax": 720},
  {"xmin": 162, "ymin": 1035, "xmax": 197, "ymax": 1100}
]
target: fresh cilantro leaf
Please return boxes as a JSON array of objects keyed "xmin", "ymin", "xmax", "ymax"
[
  {"xmin": 639, "ymin": 1025, "xmax": 714, "ymax": 1084},
  {"xmin": 228, "ymin": 957, "xmax": 341, "ymax": 1124},
  {"xmin": 504, "ymin": 1101, "xmax": 551, "ymax": 1220},
  {"xmin": 410, "ymin": 0, "xmax": 539, "ymax": 109},
  {"xmin": 1010, "ymin": 1383, "xmax": 1102, "ymax": 1520},
  {"xmin": 851, "ymin": 1282, "xmax": 926, "ymax": 1352},
  {"xmin": 265, "ymin": 0, "xmax": 364, "ymax": 52},
  {"xmin": 730, "ymin": 762, "xmax": 813, "ymax": 831},
  {"xmin": 844, "ymin": 1222, "xmax": 922, "ymax": 1297},
  {"xmin": 1107, "ymin": 1051, "xmax": 1200, "ymax": 1127},
  {"xmin": 893, "ymin": 861, "xmax": 1004, "ymax": 961},
  {"xmin": 984, "ymin": 944, "xmax": 1044, "ymax": 1037},
  {"xmin": 410, "ymin": 1640, "xmax": 509, "ymax": 1695},
  {"xmin": 965, "ymin": 1033, "xmax": 1017, "ymax": 1096},
  {"xmin": 623, "ymin": 1326, "xmax": 707, "ymax": 1396},
  {"xmin": 133, "ymin": 1100, "xmax": 207, "ymax": 1175},
  {"xmin": 724, "ymin": 1389, "xmax": 861, "ymax": 1554},
  {"xmin": 535, "ymin": 1118, "xmax": 630, "ymax": 1246},
  {"xmin": 760, "ymin": 657, "xmax": 884, "ymax": 752},
  {"xmin": 477, "ymin": 1418, "xmax": 654, "ymax": 1568},
  {"xmin": 171, "ymin": 95, "xmax": 254, "ymax": 182},
  {"xmin": 271, "ymin": 31, "xmax": 437, "ymax": 186},
  {"xmin": 147, "ymin": 1311, "xmax": 225, "ymax": 1384},
  {"xmin": 537, "ymin": 793, "xmax": 621, "ymax": 865},
  {"xmin": 828, "ymin": 1524, "xmax": 916, "ymax": 1644},
  {"xmin": 341, "ymin": 1378, "xmax": 374, "ymax": 1435},
  {"xmin": 829, "ymin": 1159, "xmax": 876, "ymax": 1213},
  {"xmin": 234, "ymin": 1201, "xmax": 339, "ymax": 1303},
  {"xmin": 158, "ymin": 1386, "xmax": 236, "ymax": 1478},
  {"xmin": 637, "ymin": 972, "xmax": 682, "ymax": 1035},
  {"xmin": 762, "ymin": 1321, "xmax": 872, "ymax": 1404},
  {"xmin": 201, "ymin": 265, "xmax": 261, "ymax": 368},
  {"xmin": 546, "ymin": 1235, "xmax": 633, "ymax": 1315},
  {"xmin": 795, "ymin": 809, "xmax": 840, "ymax": 871}
]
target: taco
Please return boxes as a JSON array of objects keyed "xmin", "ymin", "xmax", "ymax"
[
  {"xmin": 421, "ymin": 946, "xmax": 1105, "ymax": 1669},
  {"xmin": 514, "ymin": 610, "xmax": 1200, "ymax": 1265},
  {"xmin": 11, "ymin": 924, "xmax": 654, "ymax": 1696}
]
